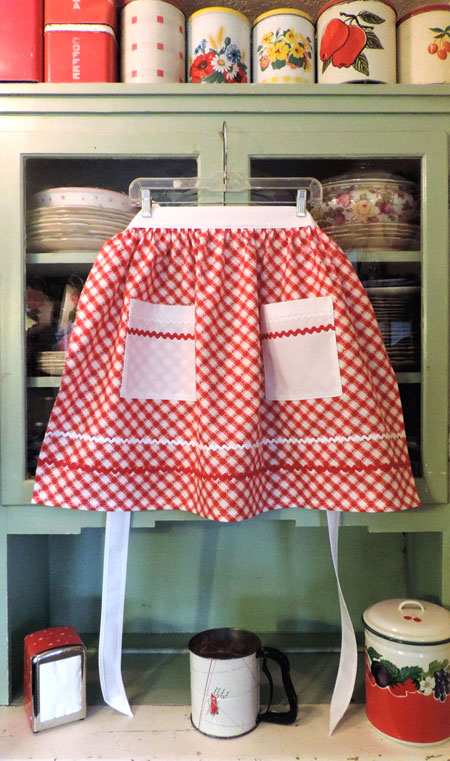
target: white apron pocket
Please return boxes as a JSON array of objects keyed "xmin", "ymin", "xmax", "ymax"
[
  {"xmin": 260, "ymin": 296, "xmax": 342, "ymax": 401},
  {"xmin": 121, "ymin": 299, "xmax": 196, "ymax": 401}
]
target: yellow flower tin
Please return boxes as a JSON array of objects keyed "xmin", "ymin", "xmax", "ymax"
[{"xmin": 252, "ymin": 8, "xmax": 315, "ymax": 83}]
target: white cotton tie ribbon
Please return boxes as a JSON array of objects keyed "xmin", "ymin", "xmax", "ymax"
[
  {"xmin": 99, "ymin": 511, "xmax": 133, "ymax": 717},
  {"xmin": 97, "ymin": 508, "xmax": 356, "ymax": 730},
  {"xmin": 327, "ymin": 510, "xmax": 358, "ymax": 735}
]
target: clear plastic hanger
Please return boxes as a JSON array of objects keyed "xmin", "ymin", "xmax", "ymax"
[{"xmin": 128, "ymin": 173, "xmax": 323, "ymax": 219}]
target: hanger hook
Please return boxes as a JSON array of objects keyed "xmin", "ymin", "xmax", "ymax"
[{"xmin": 220, "ymin": 121, "xmax": 228, "ymax": 199}]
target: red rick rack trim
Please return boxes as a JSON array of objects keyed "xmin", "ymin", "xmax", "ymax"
[
  {"xmin": 261, "ymin": 324, "xmax": 334, "ymax": 340},
  {"xmin": 127, "ymin": 327, "xmax": 195, "ymax": 340},
  {"xmin": 42, "ymin": 456, "xmax": 413, "ymax": 481}
]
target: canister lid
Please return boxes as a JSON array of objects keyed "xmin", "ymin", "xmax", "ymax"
[
  {"xmin": 363, "ymin": 598, "xmax": 450, "ymax": 645},
  {"xmin": 253, "ymin": 8, "xmax": 313, "ymax": 25},
  {"xmin": 316, "ymin": 0, "xmax": 397, "ymax": 21},
  {"xmin": 188, "ymin": 6, "xmax": 250, "ymax": 24},
  {"xmin": 398, "ymin": 4, "xmax": 450, "ymax": 25}
]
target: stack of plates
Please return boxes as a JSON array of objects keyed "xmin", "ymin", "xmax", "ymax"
[
  {"xmin": 323, "ymin": 222, "xmax": 420, "ymax": 251},
  {"xmin": 365, "ymin": 283, "xmax": 421, "ymax": 370},
  {"xmin": 38, "ymin": 351, "xmax": 67, "ymax": 376},
  {"xmin": 27, "ymin": 186, "xmax": 135, "ymax": 253}
]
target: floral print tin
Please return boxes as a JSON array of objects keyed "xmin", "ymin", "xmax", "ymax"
[
  {"xmin": 187, "ymin": 7, "xmax": 250, "ymax": 83},
  {"xmin": 252, "ymin": 8, "xmax": 314, "ymax": 83},
  {"xmin": 121, "ymin": 0, "xmax": 185, "ymax": 83},
  {"xmin": 363, "ymin": 598, "xmax": 450, "ymax": 744},
  {"xmin": 397, "ymin": 5, "xmax": 450, "ymax": 84},
  {"xmin": 316, "ymin": 0, "xmax": 397, "ymax": 83}
]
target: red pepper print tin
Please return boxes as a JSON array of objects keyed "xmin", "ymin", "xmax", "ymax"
[
  {"xmin": 316, "ymin": 0, "xmax": 397, "ymax": 83},
  {"xmin": 363, "ymin": 599, "xmax": 450, "ymax": 744}
]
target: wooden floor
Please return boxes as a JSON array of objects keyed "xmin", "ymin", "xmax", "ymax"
[{"xmin": 1, "ymin": 702, "xmax": 450, "ymax": 761}]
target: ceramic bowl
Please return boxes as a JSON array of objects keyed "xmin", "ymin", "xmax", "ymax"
[
  {"xmin": 312, "ymin": 163, "xmax": 420, "ymax": 227},
  {"xmin": 314, "ymin": 177, "xmax": 420, "ymax": 227}
]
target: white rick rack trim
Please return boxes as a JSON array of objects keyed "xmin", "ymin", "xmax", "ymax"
[{"xmin": 44, "ymin": 429, "xmax": 406, "ymax": 449}]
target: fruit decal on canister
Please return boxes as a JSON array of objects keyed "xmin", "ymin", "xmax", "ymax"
[
  {"xmin": 320, "ymin": 10, "xmax": 385, "ymax": 76},
  {"xmin": 367, "ymin": 646, "xmax": 450, "ymax": 702},
  {"xmin": 427, "ymin": 24, "xmax": 450, "ymax": 60}
]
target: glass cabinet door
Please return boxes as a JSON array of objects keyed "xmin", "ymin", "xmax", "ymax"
[
  {"xmin": 225, "ymin": 123, "xmax": 449, "ymax": 506},
  {"xmin": 0, "ymin": 119, "xmax": 220, "ymax": 506}
]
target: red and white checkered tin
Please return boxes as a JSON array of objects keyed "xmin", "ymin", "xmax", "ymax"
[
  {"xmin": 44, "ymin": 0, "xmax": 118, "ymax": 31},
  {"xmin": 121, "ymin": 0, "xmax": 186, "ymax": 83},
  {"xmin": 24, "ymin": 627, "xmax": 86, "ymax": 733},
  {"xmin": 0, "ymin": 0, "xmax": 43, "ymax": 82},
  {"xmin": 44, "ymin": 23, "xmax": 118, "ymax": 82}
]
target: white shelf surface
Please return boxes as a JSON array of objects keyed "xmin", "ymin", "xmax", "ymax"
[{"xmin": 1, "ymin": 704, "xmax": 449, "ymax": 761}]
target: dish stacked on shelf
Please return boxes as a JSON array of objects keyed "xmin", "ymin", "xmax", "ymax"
[
  {"xmin": 37, "ymin": 351, "xmax": 67, "ymax": 376},
  {"xmin": 362, "ymin": 278, "xmax": 421, "ymax": 371},
  {"xmin": 26, "ymin": 186, "xmax": 135, "ymax": 252},
  {"xmin": 312, "ymin": 162, "xmax": 420, "ymax": 251}
]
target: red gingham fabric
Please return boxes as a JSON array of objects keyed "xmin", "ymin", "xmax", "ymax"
[{"xmin": 32, "ymin": 225, "xmax": 419, "ymax": 520}]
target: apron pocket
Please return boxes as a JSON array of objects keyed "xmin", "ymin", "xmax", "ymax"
[
  {"xmin": 121, "ymin": 299, "xmax": 196, "ymax": 401},
  {"xmin": 260, "ymin": 295, "xmax": 342, "ymax": 401}
]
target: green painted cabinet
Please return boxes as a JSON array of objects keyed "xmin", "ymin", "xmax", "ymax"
[{"xmin": 0, "ymin": 84, "xmax": 449, "ymax": 708}]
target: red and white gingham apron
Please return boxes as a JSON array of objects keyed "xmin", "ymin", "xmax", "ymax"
[
  {"xmin": 32, "ymin": 206, "xmax": 419, "ymax": 517},
  {"xmin": 31, "ymin": 205, "xmax": 419, "ymax": 728}
]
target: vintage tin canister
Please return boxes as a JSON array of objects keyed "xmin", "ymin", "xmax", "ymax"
[
  {"xmin": 121, "ymin": 0, "xmax": 185, "ymax": 83},
  {"xmin": 0, "ymin": 0, "xmax": 43, "ymax": 82},
  {"xmin": 316, "ymin": 0, "xmax": 397, "ymax": 83},
  {"xmin": 44, "ymin": 0, "xmax": 118, "ymax": 31},
  {"xmin": 252, "ymin": 9, "xmax": 315, "ymax": 83},
  {"xmin": 44, "ymin": 23, "xmax": 118, "ymax": 82},
  {"xmin": 397, "ymin": 5, "xmax": 450, "ymax": 84},
  {"xmin": 24, "ymin": 627, "xmax": 86, "ymax": 733},
  {"xmin": 363, "ymin": 598, "xmax": 450, "ymax": 744},
  {"xmin": 187, "ymin": 7, "xmax": 250, "ymax": 83}
]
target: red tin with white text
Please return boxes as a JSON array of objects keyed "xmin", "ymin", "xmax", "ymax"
[
  {"xmin": 44, "ymin": 23, "xmax": 118, "ymax": 82},
  {"xmin": 0, "ymin": 0, "xmax": 43, "ymax": 82},
  {"xmin": 45, "ymin": 0, "xmax": 118, "ymax": 32}
]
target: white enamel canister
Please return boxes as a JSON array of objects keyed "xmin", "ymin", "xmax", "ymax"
[
  {"xmin": 187, "ymin": 7, "xmax": 250, "ymax": 83},
  {"xmin": 316, "ymin": 0, "xmax": 397, "ymax": 83},
  {"xmin": 252, "ymin": 8, "xmax": 315, "ymax": 83},
  {"xmin": 397, "ymin": 5, "xmax": 450, "ymax": 83},
  {"xmin": 189, "ymin": 628, "xmax": 297, "ymax": 738},
  {"xmin": 363, "ymin": 598, "xmax": 450, "ymax": 744},
  {"xmin": 121, "ymin": 0, "xmax": 186, "ymax": 83}
]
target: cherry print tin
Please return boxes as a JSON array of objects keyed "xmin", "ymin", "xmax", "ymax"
[
  {"xmin": 121, "ymin": 0, "xmax": 185, "ymax": 83},
  {"xmin": 0, "ymin": 0, "xmax": 43, "ymax": 82},
  {"xmin": 316, "ymin": 0, "xmax": 397, "ymax": 83},
  {"xmin": 252, "ymin": 8, "xmax": 315, "ymax": 83},
  {"xmin": 44, "ymin": 23, "xmax": 118, "ymax": 82},
  {"xmin": 397, "ymin": 5, "xmax": 450, "ymax": 84},
  {"xmin": 44, "ymin": 0, "xmax": 118, "ymax": 31},
  {"xmin": 187, "ymin": 7, "xmax": 250, "ymax": 83},
  {"xmin": 363, "ymin": 598, "xmax": 450, "ymax": 744},
  {"xmin": 24, "ymin": 627, "xmax": 86, "ymax": 732}
]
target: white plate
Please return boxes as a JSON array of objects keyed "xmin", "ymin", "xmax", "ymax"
[
  {"xmin": 27, "ymin": 236, "xmax": 110, "ymax": 252},
  {"xmin": 30, "ymin": 187, "xmax": 134, "ymax": 212}
]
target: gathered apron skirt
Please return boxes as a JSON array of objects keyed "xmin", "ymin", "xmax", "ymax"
[{"xmin": 32, "ymin": 207, "xmax": 419, "ymax": 518}]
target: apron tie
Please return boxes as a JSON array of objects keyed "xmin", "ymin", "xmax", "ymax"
[
  {"xmin": 98, "ymin": 511, "xmax": 358, "ymax": 733},
  {"xmin": 98, "ymin": 512, "xmax": 133, "ymax": 717}
]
